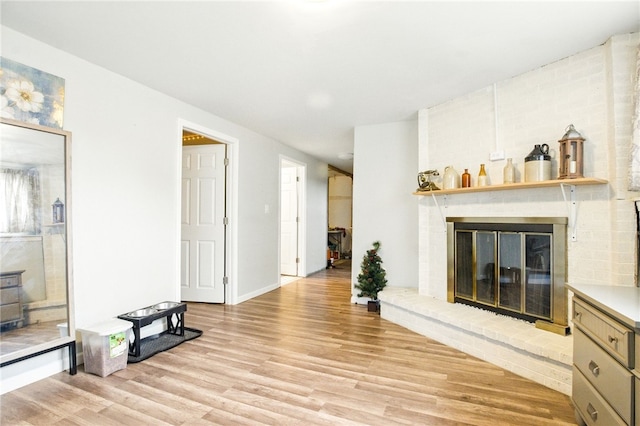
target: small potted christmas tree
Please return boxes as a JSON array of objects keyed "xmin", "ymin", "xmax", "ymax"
[{"xmin": 354, "ymin": 241, "xmax": 387, "ymax": 312}]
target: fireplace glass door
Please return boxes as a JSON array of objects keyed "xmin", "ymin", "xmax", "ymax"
[
  {"xmin": 476, "ymin": 232, "xmax": 496, "ymax": 305},
  {"xmin": 499, "ymin": 232, "xmax": 521, "ymax": 311},
  {"xmin": 524, "ymin": 234, "xmax": 551, "ymax": 318},
  {"xmin": 455, "ymin": 231, "xmax": 473, "ymax": 299},
  {"xmin": 454, "ymin": 228, "xmax": 553, "ymax": 322}
]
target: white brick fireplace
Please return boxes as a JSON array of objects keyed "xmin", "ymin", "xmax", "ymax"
[{"xmin": 379, "ymin": 33, "xmax": 639, "ymax": 396}]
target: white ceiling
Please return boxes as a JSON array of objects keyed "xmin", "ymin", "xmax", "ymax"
[{"xmin": 2, "ymin": 1, "xmax": 638, "ymax": 173}]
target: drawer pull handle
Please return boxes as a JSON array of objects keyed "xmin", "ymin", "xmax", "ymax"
[
  {"xmin": 586, "ymin": 403, "xmax": 598, "ymax": 421},
  {"xmin": 607, "ymin": 335, "xmax": 618, "ymax": 344},
  {"xmin": 574, "ymin": 311, "xmax": 582, "ymax": 320},
  {"xmin": 588, "ymin": 360, "xmax": 599, "ymax": 377}
]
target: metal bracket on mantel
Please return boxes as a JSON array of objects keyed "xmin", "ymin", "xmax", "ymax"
[
  {"xmin": 560, "ymin": 184, "xmax": 578, "ymax": 242},
  {"xmin": 431, "ymin": 193, "xmax": 448, "ymax": 232}
]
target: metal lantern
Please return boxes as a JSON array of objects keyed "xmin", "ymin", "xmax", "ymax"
[
  {"xmin": 52, "ymin": 197, "xmax": 65, "ymax": 223},
  {"xmin": 558, "ymin": 124, "xmax": 585, "ymax": 179}
]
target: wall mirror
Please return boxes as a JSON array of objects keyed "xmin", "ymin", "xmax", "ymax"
[{"xmin": 0, "ymin": 118, "xmax": 76, "ymax": 372}]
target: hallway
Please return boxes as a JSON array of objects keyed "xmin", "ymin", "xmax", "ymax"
[{"xmin": 1, "ymin": 263, "xmax": 576, "ymax": 425}]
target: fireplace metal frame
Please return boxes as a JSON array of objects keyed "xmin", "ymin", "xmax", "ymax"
[{"xmin": 446, "ymin": 217, "xmax": 569, "ymax": 335}]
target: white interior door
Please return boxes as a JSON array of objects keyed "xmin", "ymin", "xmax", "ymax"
[
  {"xmin": 280, "ymin": 163, "xmax": 299, "ymax": 276},
  {"xmin": 181, "ymin": 144, "xmax": 226, "ymax": 303}
]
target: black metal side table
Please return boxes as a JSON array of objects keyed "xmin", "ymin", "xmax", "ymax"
[{"xmin": 117, "ymin": 302, "xmax": 186, "ymax": 358}]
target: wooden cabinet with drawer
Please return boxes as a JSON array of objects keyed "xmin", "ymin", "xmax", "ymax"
[
  {"xmin": 0, "ymin": 270, "xmax": 25, "ymax": 328},
  {"xmin": 636, "ymin": 377, "xmax": 640, "ymax": 423},
  {"xmin": 569, "ymin": 285, "xmax": 640, "ymax": 426},
  {"xmin": 573, "ymin": 328, "xmax": 632, "ymax": 424},
  {"xmin": 574, "ymin": 298, "xmax": 633, "ymax": 367}
]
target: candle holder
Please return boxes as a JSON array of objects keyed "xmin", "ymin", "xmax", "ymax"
[
  {"xmin": 558, "ymin": 124, "xmax": 585, "ymax": 179},
  {"xmin": 52, "ymin": 197, "xmax": 65, "ymax": 224}
]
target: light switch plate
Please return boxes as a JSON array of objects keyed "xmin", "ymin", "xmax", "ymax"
[{"xmin": 490, "ymin": 150, "xmax": 505, "ymax": 161}]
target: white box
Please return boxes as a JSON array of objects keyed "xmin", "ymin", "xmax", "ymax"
[{"xmin": 79, "ymin": 318, "xmax": 132, "ymax": 377}]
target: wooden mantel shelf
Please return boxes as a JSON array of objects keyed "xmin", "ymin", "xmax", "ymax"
[{"xmin": 413, "ymin": 177, "xmax": 608, "ymax": 196}]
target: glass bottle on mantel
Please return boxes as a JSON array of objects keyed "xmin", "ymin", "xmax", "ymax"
[
  {"xmin": 477, "ymin": 164, "xmax": 488, "ymax": 186},
  {"xmin": 462, "ymin": 168, "xmax": 471, "ymax": 188},
  {"xmin": 503, "ymin": 158, "xmax": 515, "ymax": 184}
]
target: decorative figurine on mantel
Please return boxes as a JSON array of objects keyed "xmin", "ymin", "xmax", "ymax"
[
  {"xmin": 558, "ymin": 124, "xmax": 585, "ymax": 179},
  {"xmin": 416, "ymin": 169, "xmax": 440, "ymax": 191}
]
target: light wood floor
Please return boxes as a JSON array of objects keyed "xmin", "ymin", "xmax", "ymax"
[{"xmin": 1, "ymin": 262, "xmax": 577, "ymax": 425}]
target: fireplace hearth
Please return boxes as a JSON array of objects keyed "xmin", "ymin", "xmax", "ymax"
[{"xmin": 446, "ymin": 217, "xmax": 568, "ymax": 335}]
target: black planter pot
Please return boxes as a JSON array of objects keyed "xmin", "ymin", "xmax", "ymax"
[{"xmin": 367, "ymin": 300, "xmax": 380, "ymax": 312}]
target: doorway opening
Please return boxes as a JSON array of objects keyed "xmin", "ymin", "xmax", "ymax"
[
  {"xmin": 178, "ymin": 123, "xmax": 237, "ymax": 304},
  {"xmin": 280, "ymin": 158, "xmax": 306, "ymax": 284},
  {"xmin": 327, "ymin": 165, "xmax": 353, "ymax": 268}
]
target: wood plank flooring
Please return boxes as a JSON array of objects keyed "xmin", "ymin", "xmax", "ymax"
[{"xmin": 1, "ymin": 262, "xmax": 578, "ymax": 425}]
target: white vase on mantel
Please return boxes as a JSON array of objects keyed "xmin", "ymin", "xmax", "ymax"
[
  {"xmin": 503, "ymin": 158, "xmax": 515, "ymax": 184},
  {"xmin": 442, "ymin": 166, "xmax": 460, "ymax": 189}
]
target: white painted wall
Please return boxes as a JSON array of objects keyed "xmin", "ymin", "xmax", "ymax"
[
  {"xmin": 351, "ymin": 120, "xmax": 419, "ymax": 302},
  {"xmin": 303, "ymin": 161, "xmax": 330, "ymax": 276},
  {"xmin": 0, "ymin": 26, "xmax": 327, "ymax": 392}
]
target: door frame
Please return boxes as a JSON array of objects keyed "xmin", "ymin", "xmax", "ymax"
[
  {"xmin": 279, "ymin": 156, "xmax": 307, "ymax": 278},
  {"xmin": 176, "ymin": 119, "xmax": 239, "ymax": 304}
]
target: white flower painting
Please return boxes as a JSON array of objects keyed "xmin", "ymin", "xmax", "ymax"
[{"xmin": 0, "ymin": 57, "xmax": 65, "ymax": 128}]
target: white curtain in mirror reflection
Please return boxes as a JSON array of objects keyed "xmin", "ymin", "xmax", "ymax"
[{"xmin": 0, "ymin": 167, "xmax": 41, "ymax": 234}]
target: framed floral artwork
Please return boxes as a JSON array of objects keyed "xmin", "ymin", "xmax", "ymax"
[{"xmin": 0, "ymin": 57, "xmax": 65, "ymax": 129}]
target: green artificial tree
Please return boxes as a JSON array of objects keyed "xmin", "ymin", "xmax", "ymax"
[{"xmin": 355, "ymin": 241, "xmax": 387, "ymax": 303}]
